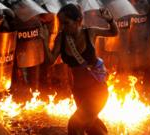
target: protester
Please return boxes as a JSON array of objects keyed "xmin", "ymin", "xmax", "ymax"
[{"xmin": 49, "ymin": 3, "xmax": 118, "ymax": 135}]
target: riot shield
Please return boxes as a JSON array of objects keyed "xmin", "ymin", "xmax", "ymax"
[
  {"xmin": 11, "ymin": 0, "xmax": 52, "ymax": 67},
  {"xmin": 0, "ymin": 31, "xmax": 17, "ymax": 92},
  {"xmin": 11, "ymin": 0, "xmax": 47, "ymax": 22},
  {"xmin": 79, "ymin": 0, "xmax": 103, "ymax": 12},
  {"xmin": 129, "ymin": 0, "xmax": 150, "ymax": 14},
  {"xmin": 101, "ymin": 0, "xmax": 138, "ymax": 19},
  {"xmin": 104, "ymin": 16, "xmax": 131, "ymax": 72},
  {"xmin": 41, "ymin": 0, "xmax": 62, "ymax": 13},
  {"xmin": 0, "ymin": 2, "xmax": 9, "ymax": 10},
  {"xmin": 16, "ymin": 20, "xmax": 45, "ymax": 68},
  {"xmin": 129, "ymin": 14, "xmax": 149, "ymax": 70},
  {"xmin": 79, "ymin": 0, "xmax": 108, "ymax": 27}
]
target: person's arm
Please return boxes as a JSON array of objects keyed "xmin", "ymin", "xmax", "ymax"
[
  {"xmin": 49, "ymin": 32, "xmax": 62, "ymax": 65},
  {"xmin": 88, "ymin": 8, "xmax": 119, "ymax": 38}
]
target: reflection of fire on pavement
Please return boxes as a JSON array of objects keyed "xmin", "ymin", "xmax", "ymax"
[{"xmin": 0, "ymin": 73, "xmax": 150, "ymax": 135}]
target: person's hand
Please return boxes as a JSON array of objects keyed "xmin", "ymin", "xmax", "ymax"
[{"xmin": 99, "ymin": 8, "xmax": 113, "ymax": 22}]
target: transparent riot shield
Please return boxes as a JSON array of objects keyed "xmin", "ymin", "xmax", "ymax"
[
  {"xmin": 101, "ymin": 0, "xmax": 138, "ymax": 19},
  {"xmin": 11, "ymin": 0, "xmax": 47, "ymax": 22},
  {"xmin": 10, "ymin": 0, "xmax": 51, "ymax": 67},
  {"xmin": 129, "ymin": 0, "xmax": 150, "ymax": 14},
  {"xmin": 41, "ymin": 0, "xmax": 62, "ymax": 13},
  {"xmin": 79, "ymin": 0, "xmax": 108, "ymax": 27},
  {"xmin": 16, "ymin": 24, "xmax": 45, "ymax": 68},
  {"xmin": 0, "ymin": 31, "xmax": 17, "ymax": 92},
  {"xmin": 129, "ymin": 14, "xmax": 149, "ymax": 70}
]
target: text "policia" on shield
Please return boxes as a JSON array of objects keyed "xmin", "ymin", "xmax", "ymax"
[
  {"xmin": 0, "ymin": 53, "xmax": 14, "ymax": 64},
  {"xmin": 18, "ymin": 28, "xmax": 39, "ymax": 39}
]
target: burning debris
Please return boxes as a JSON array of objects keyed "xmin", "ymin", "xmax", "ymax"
[
  {"xmin": 0, "ymin": 73, "xmax": 150, "ymax": 135},
  {"xmin": 100, "ymin": 74, "xmax": 150, "ymax": 135},
  {"xmin": 0, "ymin": 90, "xmax": 76, "ymax": 135}
]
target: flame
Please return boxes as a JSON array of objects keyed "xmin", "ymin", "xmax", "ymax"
[
  {"xmin": 0, "ymin": 77, "xmax": 11, "ymax": 92},
  {"xmin": 0, "ymin": 73, "xmax": 150, "ymax": 134},
  {"xmin": 99, "ymin": 74, "xmax": 150, "ymax": 133},
  {"xmin": 4, "ymin": 79, "xmax": 11, "ymax": 90},
  {"xmin": 24, "ymin": 90, "xmax": 46, "ymax": 112},
  {"xmin": 46, "ymin": 93, "xmax": 76, "ymax": 117},
  {"xmin": 0, "ymin": 95, "xmax": 22, "ymax": 118}
]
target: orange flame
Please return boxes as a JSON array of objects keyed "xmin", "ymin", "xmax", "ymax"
[
  {"xmin": 0, "ymin": 73, "xmax": 150, "ymax": 134},
  {"xmin": 99, "ymin": 74, "xmax": 150, "ymax": 133},
  {"xmin": 0, "ymin": 95, "xmax": 22, "ymax": 118},
  {"xmin": 46, "ymin": 93, "xmax": 76, "ymax": 118}
]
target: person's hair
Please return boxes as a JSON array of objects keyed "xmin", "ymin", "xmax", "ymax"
[{"xmin": 57, "ymin": 3, "xmax": 83, "ymax": 21}]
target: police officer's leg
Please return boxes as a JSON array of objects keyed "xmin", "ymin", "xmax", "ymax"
[{"xmin": 26, "ymin": 65, "xmax": 40, "ymax": 90}]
